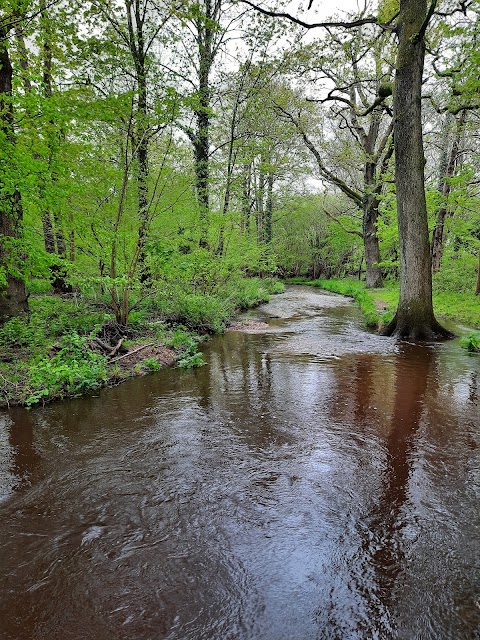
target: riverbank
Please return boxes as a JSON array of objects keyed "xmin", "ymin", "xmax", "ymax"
[
  {"xmin": 0, "ymin": 278, "xmax": 285, "ymax": 408},
  {"xmin": 287, "ymin": 277, "xmax": 480, "ymax": 344}
]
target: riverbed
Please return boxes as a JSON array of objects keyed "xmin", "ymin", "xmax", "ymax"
[{"xmin": 0, "ymin": 286, "xmax": 479, "ymax": 639}]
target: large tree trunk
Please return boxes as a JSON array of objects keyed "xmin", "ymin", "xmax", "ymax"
[
  {"xmin": 382, "ymin": 0, "xmax": 452, "ymax": 340},
  {"xmin": 431, "ymin": 110, "xmax": 466, "ymax": 273},
  {"xmin": 0, "ymin": 26, "xmax": 28, "ymax": 322}
]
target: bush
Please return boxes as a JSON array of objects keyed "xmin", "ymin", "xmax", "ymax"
[
  {"xmin": 433, "ymin": 251, "xmax": 477, "ymax": 294},
  {"xmin": 29, "ymin": 297, "xmax": 109, "ymax": 338}
]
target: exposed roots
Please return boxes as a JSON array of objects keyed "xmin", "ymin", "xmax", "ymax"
[{"xmin": 380, "ymin": 314, "xmax": 456, "ymax": 341}]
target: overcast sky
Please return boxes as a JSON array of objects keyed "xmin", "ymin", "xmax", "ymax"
[{"xmin": 286, "ymin": 0, "xmax": 377, "ymax": 21}]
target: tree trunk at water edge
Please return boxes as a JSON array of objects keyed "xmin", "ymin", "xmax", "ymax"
[{"xmin": 381, "ymin": 0, "xmax": 453, "ymax": 340}]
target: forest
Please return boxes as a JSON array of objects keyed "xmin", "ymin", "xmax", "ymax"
[{"xmin": 0, "ymin": 0, "xmax": 479, "ymax": 405}]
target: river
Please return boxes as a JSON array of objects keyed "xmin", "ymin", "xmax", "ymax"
[{"xmin": 0, "ymin": 286, "xmax": 479, "ymax": 639}]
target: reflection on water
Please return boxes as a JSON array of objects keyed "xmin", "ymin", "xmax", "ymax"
[{"xmin": 0, "ymin": 286, "xmax": 479, "ymax": 640}]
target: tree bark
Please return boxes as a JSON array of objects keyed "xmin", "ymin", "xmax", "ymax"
[
  {"xmin": 265, "ymin": 171, "xmax": 274, "ymax": 244},
  {"xmin": 363, "ymin": 161, "xmax": 383, "ymax": 288},
  {"xmin": 0, "ymin": 27, "xmax": 28, "ymax": 321},
  {"xmin": 192, "ymin": 0, "xmax": 221, "ymax": 249},
  {"xmin": 476, "ymin": 252, "xmax": 480, "ymax": 296},
  {"xmin": 382, "ymin": 0, "xmax": 452, "ymax": 340},
  {"xmin": 431, "ymin": 110, "xmax": 466, "ymax": 273}
]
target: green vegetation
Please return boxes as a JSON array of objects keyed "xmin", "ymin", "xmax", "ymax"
[
  {"xmin": 0, "ymin": 277, "xmax": 283, "ymax": 406},
  {"xmin": 460, "ymin": 333, "xmax": 480, "ymax": 353}
]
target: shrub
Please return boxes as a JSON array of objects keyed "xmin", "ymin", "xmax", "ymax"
[{"xmin": 142, "ymin": 357, "xmax": 161, "ymax": 371}]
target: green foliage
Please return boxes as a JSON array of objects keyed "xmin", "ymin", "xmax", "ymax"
[
  {"xmin": 25, "ymin": 333, "xmax": 108, "ymax": 405},
  {"xmin": 378, "ymin": 0, "xmax": 400, "ymax": 24},
  {"xmin": 0, "ymin": 316, "xmax": 39, "ymax": 349},
  {"xmin": 26, "ymin": 279, "xmax": 52, "ymax": 294},
  {"xmin": 432, "ymin": 250, "xmax": 477, "ymax": 294},
  {"xmin": 460, "ymin": 333, "xmax": 480, "ymax": 353},
  {"xmin": 274, "ymin": 194, "xmax": 362, "ymax": 279},
  {"xmin": 29, "ymin": 297, "xmax": 109, "ymax": 338},
  {"xmin": 175, "ymin": 336, "xmax": 206, "ymax": 369},
  {"xmin": 141, "ymin": 357, "xmax": 161, "ymax": 371}
]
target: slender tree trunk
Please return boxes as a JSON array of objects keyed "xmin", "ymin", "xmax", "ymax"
[
  {"xmin": 265, "ymin": 172, "xmax": 274, "ymax": 244},
  {"xmin": 14, "ymin": 25, "xmax": 32, "ymax": 93},
  {"xmin": 382, "ymin": 0, "xmax": 452, "ymax": 340},
  {"xmin": 193, "ymin": 0, "xmax": 219, "ymax": 249},
  {"xmin": 476, "ymin": 253, "xmax": 480, "ymax": 296},
  {"xmin": 40, "ymin": 1, "xmax": 72, "ymax": 293},
  {"xmin": 255, "ymin": 162, "xmax": 265, "ymax": 244},
  {"xmin": 363, "ymin": 161, "xmax": 383, "ymax": 288},
  {"xmin": 431, "ymin": 110, "xmax": 466, "ymax": 273},
  {"xmin": 0, "ymin": 28, "xmax": 28, "ymax": 321},
  {"xmin": 241, "ymin": 163, "xmax": 252, "ymax": 233},
  {"xmin": 122, "ymin": 0, "xmax": 151, "ymax": 279}
]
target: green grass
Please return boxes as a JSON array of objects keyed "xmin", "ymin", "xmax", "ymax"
[{"xmin": 372, "ymin": 286, "xmax": 480, "ymax": 330}]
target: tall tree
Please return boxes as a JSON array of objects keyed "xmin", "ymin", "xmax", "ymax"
[
  {"xmin": 288, "ymin": 28, "xmax": 395, "ymax": 288},
  {"xmin": 430, "ymin": 109, "xmax": 467, "ymax": 273},
  {"xmin": 381, "ymin": 0, "xmax": 452, "ymax": 339},
  {"xmin": 241, "ymin": 0, "xmax": 454, "ymax": 339},
  {"xmin": 0, "ymin": 13, "xmax": 28, "ymax": 321}
]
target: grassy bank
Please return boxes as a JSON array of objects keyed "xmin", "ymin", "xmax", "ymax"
[
  {"xmin": 0, "ymin": 277, "xmax": 284, "ymax": 408},
  {"xmin": 287, "ymin": 277, "xmax": 480, "ymax": 349}
]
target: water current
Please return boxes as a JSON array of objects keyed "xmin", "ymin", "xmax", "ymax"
[{"xmin": 0, "ymin": 286, "xmax": 479, "ymax": 639}]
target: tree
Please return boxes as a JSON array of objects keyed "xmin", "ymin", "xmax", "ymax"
[
  {"xmin": 381, "ymin": 0, "xmax": 452, "ymax": 339},
  {"xmin": 241, "ymin": 0, "xmax": 454, "ymax": 339},
  {"xmin": 286, "ymin": 27, "xmax": 395, "ymax": 288},
  {"xmin": 430, "ymin": 109, "xmax": 467, "ymax": 273},
  {"xmin": 0, "ymin": 12, "xmax": 28, "ymax": 321}
]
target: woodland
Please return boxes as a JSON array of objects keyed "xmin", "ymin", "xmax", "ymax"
[{"xmin": 0, "ymin": 0, "xmax": 479, "ymax": 404}]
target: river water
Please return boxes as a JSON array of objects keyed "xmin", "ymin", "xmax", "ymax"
[{"xmin": 0, "ymin": 286, "xmax": 479, "ymax": 640}]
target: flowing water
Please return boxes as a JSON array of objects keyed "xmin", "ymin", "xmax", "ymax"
[{"xmin": 0, "ymin": 286, "xmax": 479, "ymax": 640}]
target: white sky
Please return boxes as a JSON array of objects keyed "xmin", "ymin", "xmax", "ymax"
[{"xmin": 286, "ymin": 0, "xmax": 377, "ymax": 22}]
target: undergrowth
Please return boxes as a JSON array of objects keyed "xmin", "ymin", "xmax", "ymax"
[{"xmin": 0, "ymin": 277, "xmax": 284, "ymax": 407}]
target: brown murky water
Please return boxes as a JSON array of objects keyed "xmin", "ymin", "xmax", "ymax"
[{"xmin": 0, "ymin": 286, "xmax": 479, "ymax": 640}]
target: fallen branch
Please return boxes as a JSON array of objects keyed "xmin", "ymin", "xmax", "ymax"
[
  {"xmin": 94, "ymin": 337, "xmax": 112, "ymax": 352},
  {"xmin": 109, "ymin": 343, "xmax": 154, "ymax": 363},
  {"xmin": 109, "ymin": 338, "xmax": 124, "ymax": 358}
]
